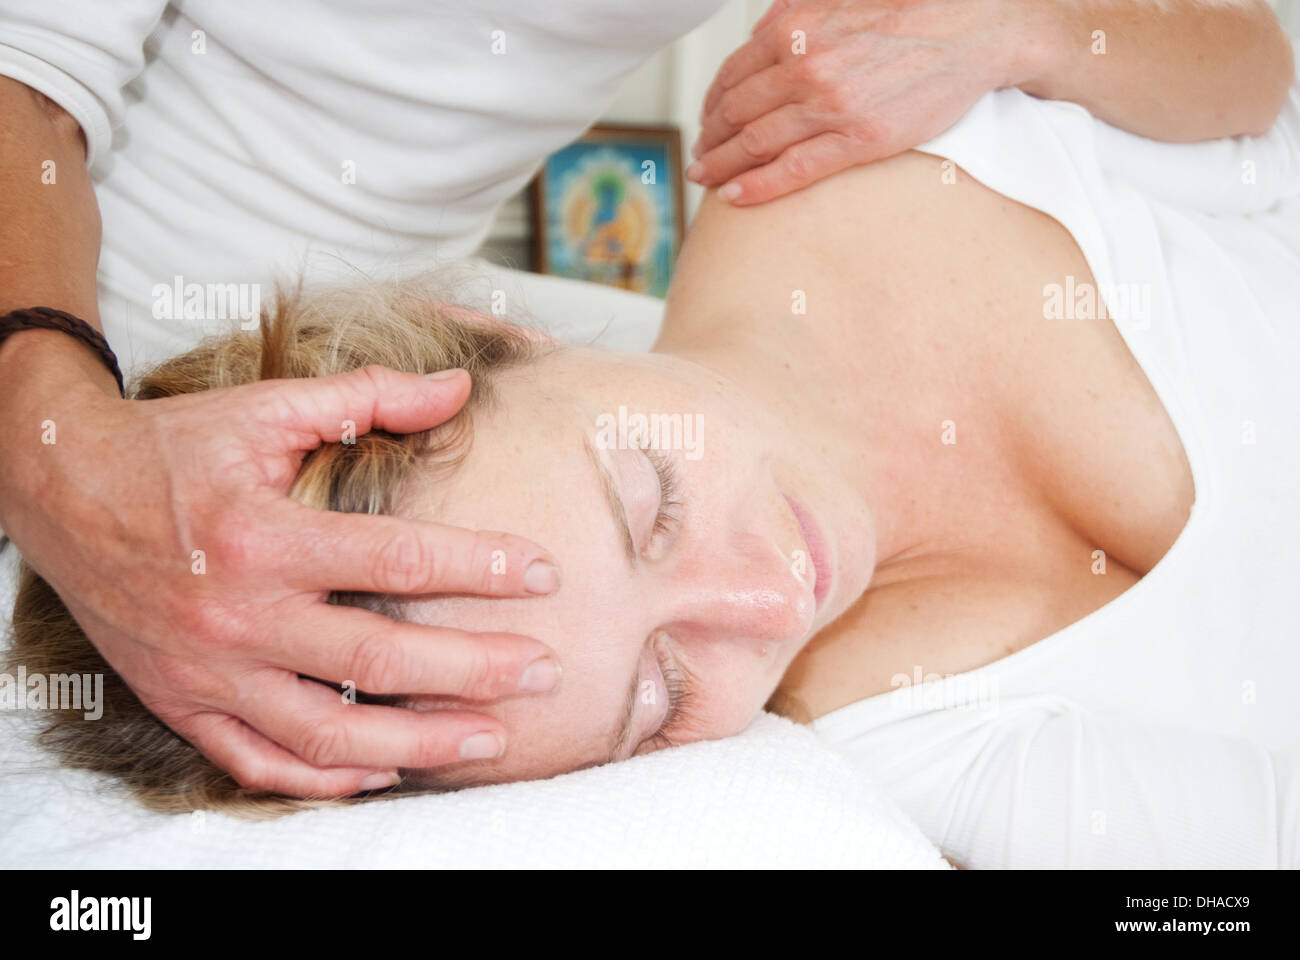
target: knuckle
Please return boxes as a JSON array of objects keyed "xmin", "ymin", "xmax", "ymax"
[
  {"xmin": 789, "ymin": 55, "xmax": 816, "ymax": 86},
  {"xmin": 783, "ymin": 148, "xmax": 814, "ymax": 182},
  {"xmin": 719, "ymin": 97, "xmax": 747, "ymax": 129},
  {"xmin": 356, "ymin": 363, "xmax": 392, "ymax": 386},
  {"xmin": 208, "ymin": 520, "xmax": 262, "ymax": 571},
  {"xmin": 409, "ymin": 740, "xmax": 450, "ymax": 770},
  {"xmin": 795, "ymin": 53, "xmax": 833, "ymax": 88},
  {"xmin": 455, "ymin": 645, "xmax": 514, "ymax": 700},
  {"xmin": 346, "ymin": 633, "xmax": 407, "ymax": 692},
  {"xmin": 821, "ymin": 84, "xmax": 855, "ymax": 117},
  {"xmin": 345, "ymin": 364, "xmax": 393, "ymax": 409},
  {"xmin": 372, "ymin": 530, "xmax": 434, "ymax": 594},
  {"xmin": 737, "ymin": 123, "xmax": 772, "ymax": 161},
  {"xmin": 851, "ymin": 116, "xmax": 890, "ymax": 147},
  {"xmin": 224, "ymin": 752, "xmax": 281, "ymax": 793},
  {"xmin": 402, "ymin": 729, "xmax": 453, "ymax": 770},
  {"xmin": 195, "ymin": 716, "xmax": 275, "ymax": 790},
  {"xmin": 172, "ymin": 594, "xmax": 240, "ymax": 649},
  {"xmin": 224, "ymin": 755, "xmax": 272, "ymax": 791},
  {"xmin": 297, "ymin": 720, "xmax": 349, "ymax": 768}
]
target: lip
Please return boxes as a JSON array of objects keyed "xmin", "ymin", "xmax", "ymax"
[{"xmin": 783, "ymin": 493, "xmax": 833, "ymax": 609}]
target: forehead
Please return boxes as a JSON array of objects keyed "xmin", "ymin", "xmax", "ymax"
[
  {"xmin": 392, "ymin": 385, "xmax": 644, "ymax": 779},
  {"xmin": 415, "ymin": 380, "xmax": 601, "ymax": 538}
]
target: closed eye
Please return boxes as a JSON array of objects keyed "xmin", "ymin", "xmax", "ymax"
[
  {"xmin": 642, "ymin": 447, "xmax": 682, "ymax": 551},
  {"xmin": 645, "ymin": 636, "xmax": 698, "ymax": 752}
]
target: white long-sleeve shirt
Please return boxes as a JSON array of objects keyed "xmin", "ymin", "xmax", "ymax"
[
  {"xmin": 0, "ymin": 0, "xmax": 725, "ymax": 371},
  {"xmin": 816, "ymin": 70, "xmax": 1300, "ymax": 868}
]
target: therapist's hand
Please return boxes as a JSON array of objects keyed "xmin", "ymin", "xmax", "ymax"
[
  {"xmin": 0, "ymin": 348, "xmax": 562, "ymax": 799},
  {"xmin": 689, "ymin": 0, "xmax": 1041, "ymax": 204}
]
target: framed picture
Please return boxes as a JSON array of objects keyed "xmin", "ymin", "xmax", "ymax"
[{"xmin": 531, "ymin": 123, "xmax": 685, "ymax": 298}]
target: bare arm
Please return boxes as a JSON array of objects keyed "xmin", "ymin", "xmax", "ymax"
[
  {"xmin": 690, "ymin": 0, "xmax": 1295, "ymax": 204},
  {"xmin": 0, "ymin": 77, "xmax": 115, "ymax": 387},
  {"xmin": 1019, "ymin": 0, "xmax": 1295, "ymax": 141}
]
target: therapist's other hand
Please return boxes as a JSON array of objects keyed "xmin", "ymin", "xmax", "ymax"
[
  {"xmin": 0, "ymin": 363, "xmax": 562, "ymax": 798},
  {"xmin": 690, "ymin": 0, "xmax": 1040, "ymax": 204}
]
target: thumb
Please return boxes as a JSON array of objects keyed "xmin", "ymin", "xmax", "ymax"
[{"xmin": 254, "ymin": 365, "xmax": 472, "ymax": 449}]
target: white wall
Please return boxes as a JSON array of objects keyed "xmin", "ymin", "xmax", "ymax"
[{"xmin": 1278, "ymin": 0, "xmax": 1300, "ymax": 35}]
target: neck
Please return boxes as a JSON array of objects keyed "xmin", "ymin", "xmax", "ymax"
[{"xmin": 654, "ymin": 316, "xmax": 968, "ymax": 583}]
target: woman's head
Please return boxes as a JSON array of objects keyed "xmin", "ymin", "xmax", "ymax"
[
  {"xmin": 7, "ymin": 273, "xmax": 878, "ymax": 814},
  {"xmin": 392, "ymin": 342, "xmax": 879, "ymax": 788}
]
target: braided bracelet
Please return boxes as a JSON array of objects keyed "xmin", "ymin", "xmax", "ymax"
[{"xmin": 0, "ymin": 306, "xmax": 125, "ymax": 397}]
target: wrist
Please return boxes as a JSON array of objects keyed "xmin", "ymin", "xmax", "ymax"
[
  {"xmin": 997, "ymin": 0, "xmax": 1072, "ymax": 96},
  {"xmin": 0, "ymin": 327, "xmax": 124, "ymax": 402},
  {"xmin": 0, "ymin": 328, "xmax": 125, "ymax": 534}
]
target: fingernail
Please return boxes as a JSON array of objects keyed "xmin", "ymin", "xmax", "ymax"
[
  {"xmin": 686, "ymin": 161, "xmax": 704, "ymax": 182},
  {"xmin": 359, "ymin": 771, "xmax": 400, "ymax": 791},
  {"xmin": 460, "ymin": 731, "xmax": 504, "ymax": 760},
  {"xmin": 424, "ymin": 368, "xmax": 465, "ymax": 381},
  {"xmin": 719, "ymin": 182, "xmax": 742, "ymax": 202},
  {"xmin": 523, "ymin": 559, "xmax": 560, "ymax": 594},
  {"xmin": 519, "ymin": 657, "xmax": 561, "ymax": 693}
]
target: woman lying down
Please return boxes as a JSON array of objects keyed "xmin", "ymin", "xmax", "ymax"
[{"xmin": 10, "ymin": 66, "xmax": 1300, "ymax": 869}]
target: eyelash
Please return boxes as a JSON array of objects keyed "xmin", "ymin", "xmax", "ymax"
[
  {"xmin": 643, "ymin": 448, "xmax": 682, "ymax": 543},
  {"xmin": 650, "ymin": 647, "xmax": 697, "ymax": 750},
  {"xmin": 640, "ymin": 454, "xmax": 688, "ymax": 750}
]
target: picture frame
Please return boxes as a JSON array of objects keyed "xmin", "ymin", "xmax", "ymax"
[{"xmin": 530, "ymin": 123, "xmax": 686, "ymax": 298}]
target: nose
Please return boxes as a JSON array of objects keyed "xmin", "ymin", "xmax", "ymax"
[{"xmin": 665, "ymin": 529, "xmax": 816, "ymax": 645}]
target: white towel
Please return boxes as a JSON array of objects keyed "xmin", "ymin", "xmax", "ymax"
[{"xmin": 0, "ymin": 705, "xmax": 948, "ymax": 869}]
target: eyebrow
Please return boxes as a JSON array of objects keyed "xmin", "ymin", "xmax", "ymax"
[
  {"xmin": 609, "ymin": 667, "xmax": 640, "ymax": 763},
  {"xmin": 582, "ymin": 435, "xmax": 636, "ymax": 567}
]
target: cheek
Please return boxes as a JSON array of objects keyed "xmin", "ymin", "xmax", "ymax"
[{"xmin": 677, "ymin": 643, "xmax": 780, "ymax": 736}]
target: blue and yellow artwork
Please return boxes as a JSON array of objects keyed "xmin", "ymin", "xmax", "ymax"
[{"xmin": 535, "ymin": 126, "xmax": 683, "ymax": 298}]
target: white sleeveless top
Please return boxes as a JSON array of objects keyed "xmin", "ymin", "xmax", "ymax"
[{"xmin": 813, "ymin": 63, "xmax": 1300, "ymax": 868}]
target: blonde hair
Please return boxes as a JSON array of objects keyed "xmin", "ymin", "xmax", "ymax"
[{"xmin": 4, "ymin": 277, "xmax": 545, "ymax": 817}]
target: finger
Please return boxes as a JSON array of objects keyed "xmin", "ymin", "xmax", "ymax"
[
  {"xmin": 179, "ymin": 708, "xmax": 403, "ymax": 799},
  {"xmin": 699, "ymin": 35, "xmax": 780, "ymax": 134},
  {"xmin": 691, "ymin": 104, "xmax": 825, "ymax": 188},
  {"xmin": 272, "ymin": 502, "xmax": 561, "ymax": 597},
  {"xmin": 267, "ymin": 603, "xmax": 560, "ymax": 699},
  {"xmin": 236, "ymin": 669, "xmax": 512, "ymax": 769},
  {"xmin": 693, "ymin": 63, "xmax": 797, "ymax": 164},
  {"xmin": 751, "ymin": 0, "xmax": 796, "ymax": 37},
  {"xmin": 717, "ymin": 131, "xmax": 863, "ymax": 206},
  {"xmin": 251, "ymin": 364, "xmax": 473, "ymax": 449}
]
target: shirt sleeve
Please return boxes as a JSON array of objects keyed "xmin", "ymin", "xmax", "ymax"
[{"xmin": 0, "ymin": 0, "xmax": 170, "ymax": 166}]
